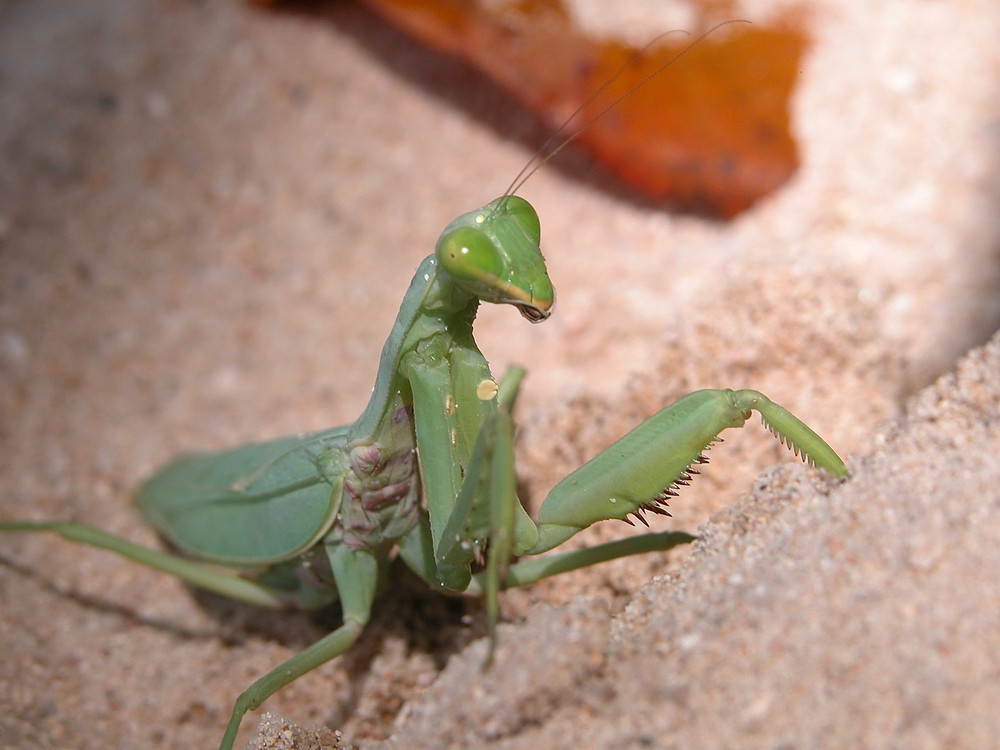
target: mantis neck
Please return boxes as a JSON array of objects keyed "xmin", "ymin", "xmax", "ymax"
[{"xmin": 348, "ymin": 255, "xmax": 477, "ymax": 443}]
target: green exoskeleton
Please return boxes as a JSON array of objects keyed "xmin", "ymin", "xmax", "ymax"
[{"xmin": 0, "ymin": 25, "xmax": 846, "ymax": 750}]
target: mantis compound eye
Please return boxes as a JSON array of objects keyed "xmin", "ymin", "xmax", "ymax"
[
  {"xmin": 501, "ymin": 195, "xmax": 541, "ymax": 246},
  {"xmin": 436, "ymin": 226, "xmax": 504, "ymax": 286}
]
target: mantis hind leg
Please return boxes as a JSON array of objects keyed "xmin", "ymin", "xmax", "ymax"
[
  {"xmin": 218, "ymin": 544, "xmax": 378, "ymax": 750},
  {"xmin": 0, "ymin": 520, "xmax": 334, "ymax": 609}
]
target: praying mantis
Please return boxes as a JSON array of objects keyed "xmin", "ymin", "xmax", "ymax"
[{"xmin": 0, "ymin": 22, "xmax": 847, "ymax": 750}]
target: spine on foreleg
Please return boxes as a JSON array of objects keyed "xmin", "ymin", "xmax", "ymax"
[
  {"xmin": 735, "ymin": 390, "xmax": 848, "ymax": 478},
  {"xmin": 533, "ymin": 390, "xmax": 748, "ymax": 552}
]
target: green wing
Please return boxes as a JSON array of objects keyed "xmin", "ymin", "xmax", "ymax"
[{"xmin": 136, "ymin": 428, "xmax": 349, "ymax": 566}]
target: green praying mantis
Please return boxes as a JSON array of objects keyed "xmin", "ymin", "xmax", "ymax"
[{"xmin": 0, "ymin": 22, "xmax": 847, "ymax": 750}]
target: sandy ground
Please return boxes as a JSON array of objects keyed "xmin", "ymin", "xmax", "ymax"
[{"xmin": 1, "ymin": 1, "xmax": 999, "ymax": 748}]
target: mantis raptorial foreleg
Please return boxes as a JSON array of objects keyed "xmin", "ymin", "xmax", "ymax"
[
  {"xmin": 410, "ymin": 372, "xmax": 847, "ymax": 655},
  {"xmin": 527, "ymin": 388, "xmax": 847, "ymax": 551}
]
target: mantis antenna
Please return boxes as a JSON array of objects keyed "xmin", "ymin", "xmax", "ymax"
[{"xmin": 498, "ymin": 19, "xmax": 751, "ymax": 204}]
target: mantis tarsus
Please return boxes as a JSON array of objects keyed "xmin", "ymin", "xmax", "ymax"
[{"xmin": 0, "ymin": 22, "xmax": 847, "ymax": 750}]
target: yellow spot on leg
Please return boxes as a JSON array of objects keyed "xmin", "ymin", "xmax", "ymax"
[{"xmin": 477, "ymin": 379, "xmax": 499, "ymax": 401}]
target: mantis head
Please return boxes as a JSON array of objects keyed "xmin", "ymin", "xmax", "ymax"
[{"xmin": 436, "ymin": 195, "xmax": 554, "ymax": 322}]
